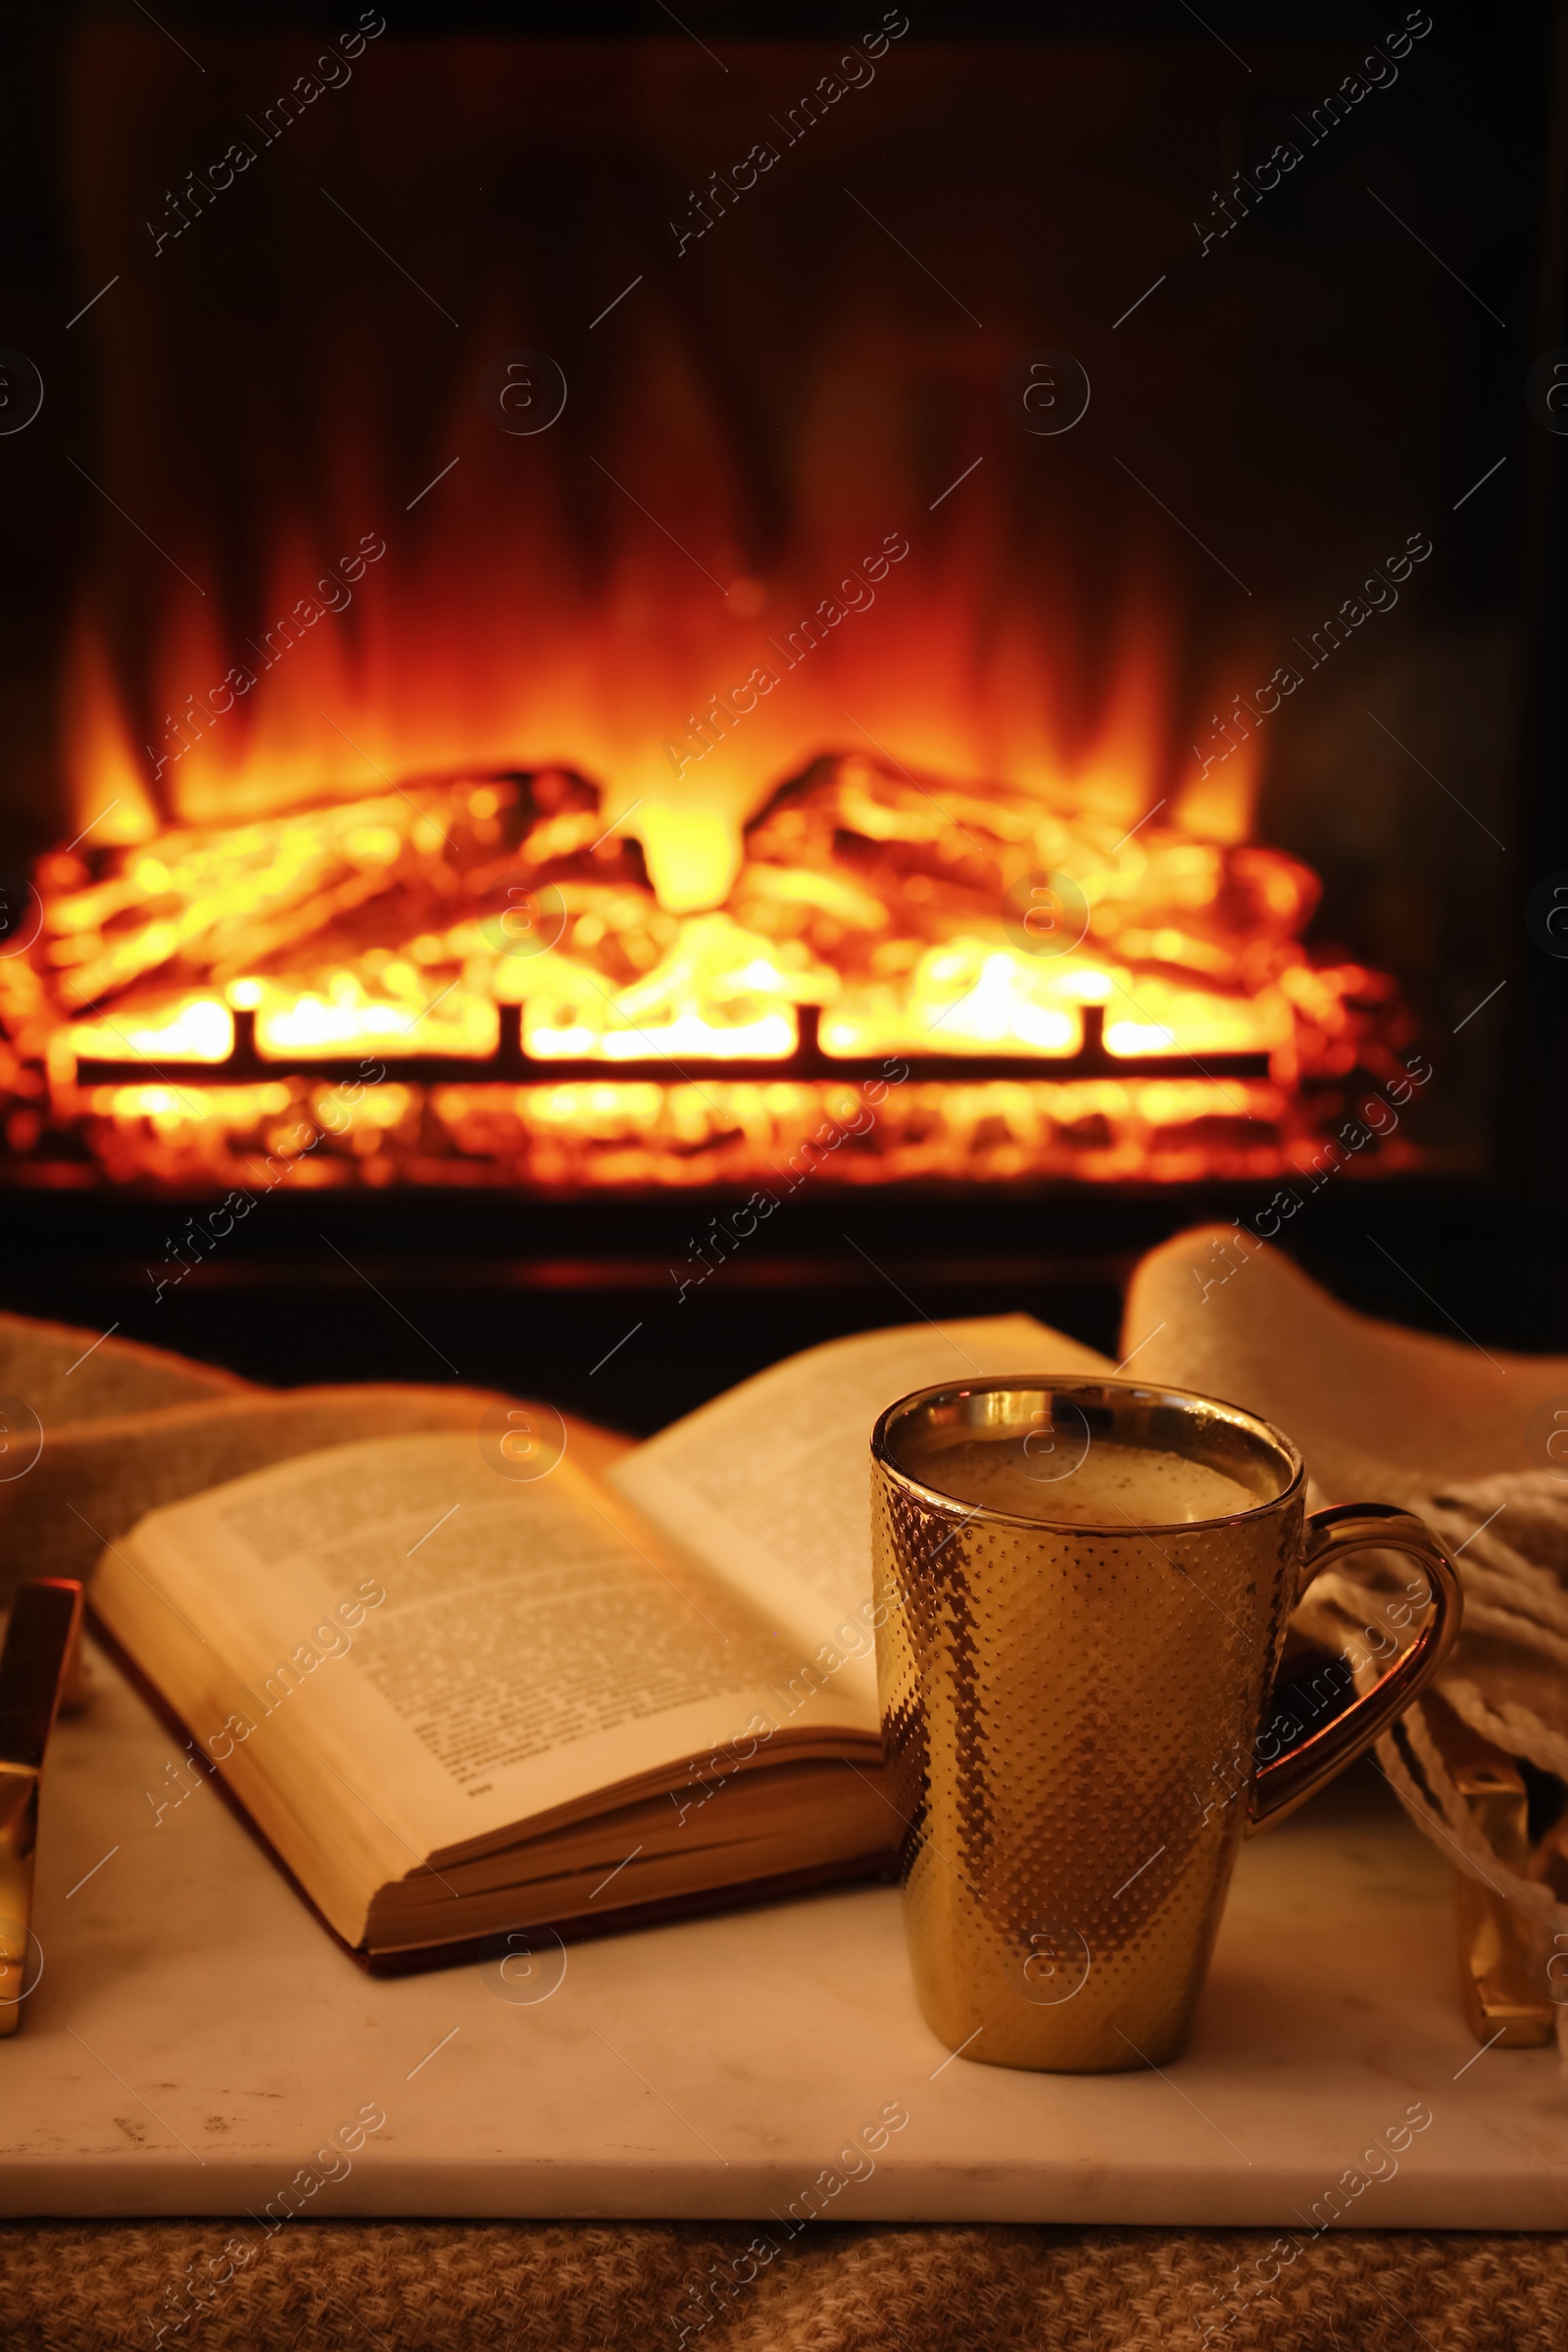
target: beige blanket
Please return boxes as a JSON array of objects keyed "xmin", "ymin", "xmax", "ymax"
[
  {"xmin": 1126, "ymin": 1225, "xmax": 1568, "ymax": 2051},
  {"xmin": 0, "ymin": 1312, "xmax": 615, "ymax": 1592}
]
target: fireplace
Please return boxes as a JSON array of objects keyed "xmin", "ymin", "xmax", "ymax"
[{"xmin": 1, "ymin": 6, "xmax": 1563, "ymax": 1403}]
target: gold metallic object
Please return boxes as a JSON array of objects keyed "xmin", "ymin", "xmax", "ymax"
[
  {"xmin": 1442, "ymin": 1706, "xmax": 1556, "ymax": 2048},
  {"xmin": 0, "ymin": 1579, "xmax": 84, "ymax": 2035},
  {"xmin": 871, "ymin": 1377, "xmax": 1462, "ymax": 2074}
]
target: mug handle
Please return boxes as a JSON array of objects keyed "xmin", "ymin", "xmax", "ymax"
[{"xmin": 1249, "ymin": 1502, "xmax": 1463, "ymax": 1834}]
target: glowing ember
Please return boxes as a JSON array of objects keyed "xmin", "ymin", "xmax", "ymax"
[{"xmin": 0, "ymin": 751, "xmax": 1415, "ymax": 1189}]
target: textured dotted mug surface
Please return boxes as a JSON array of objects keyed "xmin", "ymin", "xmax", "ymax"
[{"xmin": 870, "ymin": 1377, "xmax": 1460, "ymax": 2073}]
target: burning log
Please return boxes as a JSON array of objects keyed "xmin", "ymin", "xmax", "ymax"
[{"xmin": 0, "ymin": 751, "xmax": 1415, "ymax": 1191}]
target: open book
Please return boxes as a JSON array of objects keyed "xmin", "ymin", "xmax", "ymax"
[{"xmin": 91, "ymin": 1313, "xmax": 1108, "ymax": 1961}]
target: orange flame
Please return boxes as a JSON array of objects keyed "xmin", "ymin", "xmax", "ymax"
[{"xmin": 6, "ymin": 743, "xmax": 1416, "ymax": 1191}]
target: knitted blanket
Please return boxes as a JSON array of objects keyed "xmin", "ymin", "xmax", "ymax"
[{"xmin": 1125, "ymin": 1227, "xmax": 1568, "ymax": 2057}]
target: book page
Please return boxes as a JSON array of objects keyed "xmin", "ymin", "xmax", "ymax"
[
  {"xmin": 95, "ymin": 1432, "xmax": 879, "ymax": 1939},
  {"xmin": 609, "ymin": 1314, "xmax": 1112, "ymax": 1700}
]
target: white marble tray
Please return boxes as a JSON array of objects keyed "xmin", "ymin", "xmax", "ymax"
[{"xmin": 3, "ymin": 1641, "xmax": 1564, "ymax": 2226}]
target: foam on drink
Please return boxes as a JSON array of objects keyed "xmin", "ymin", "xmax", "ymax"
[{"xmin": 909, "ymin": 1432, "xmax": 1257, "ymax": 1526}]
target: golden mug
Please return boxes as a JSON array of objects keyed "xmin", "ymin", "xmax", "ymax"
[{"xmin": 870, "ymin": 1376, "xmax": 1462, "ymax": 2073}]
